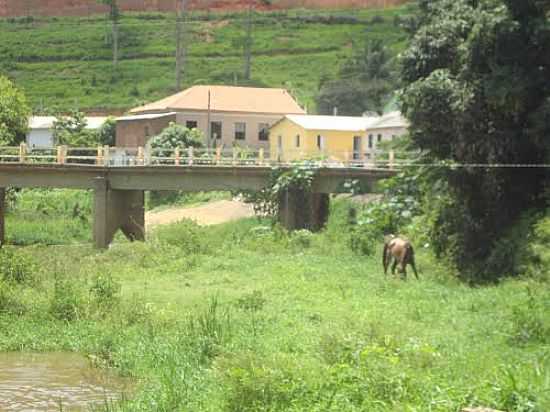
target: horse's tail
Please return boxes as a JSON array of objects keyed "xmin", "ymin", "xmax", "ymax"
[
  {"xmin": 383, "ymin": 242, "xmax": 389, "ymax": 275},
  {"xmin": 405, "ymin": 244, "xmax": 419, "ymax": 280}
]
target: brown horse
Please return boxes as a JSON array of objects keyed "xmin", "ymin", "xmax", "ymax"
[{"xmin": 383, "ymin": 235, "xmax": 419, "ymax": 279}]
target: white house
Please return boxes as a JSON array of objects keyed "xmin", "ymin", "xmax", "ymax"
[{"xmin": 26, "ymin": 116, "xmax": 108, "ymax": 148}]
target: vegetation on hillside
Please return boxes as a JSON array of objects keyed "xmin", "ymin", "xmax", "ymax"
[
  {"xmin": 0, "ymin": 190, "xmax": 549, "ymax": 411},
  {"xmin": 0, "ymin": 6, "xmax": 412, "ymax": 112}
]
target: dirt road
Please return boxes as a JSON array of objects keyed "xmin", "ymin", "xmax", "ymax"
[{"xmin": 145, "ymin": 200, "xmax": 255, "ymax": 229}]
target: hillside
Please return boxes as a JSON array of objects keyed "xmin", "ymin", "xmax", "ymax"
[
  {"xmin": 0, "ymin": 0, "xmax": 410, "ymax": 17},
  {"xmin": 0, "ymin": 5, "xmax": 412, "ymax": 113}
]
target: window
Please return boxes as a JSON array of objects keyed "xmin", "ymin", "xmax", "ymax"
[
  {"xmin": 377, "ymin": 134, "xmax": 382, "ymax": 143},
  {"xmin": 295, "ymin": 134, "xmax": 301, "ymax": 148},
  {"xmin": 368, "ymin": 134, "xmax": 373, "ymax": 149},
  {"xmin": 317, "ymin": 135, "xmax": 323, "ymax": 150},
  {"xmin": 235, "ymin": 122, "xmax": 246, "ymax": 140},
  {"xmin": 353, "ymin": 136, "xmax": 361, "ymax": 160},
  {"xmin": 277, "ymin": 135, "xmax": 283, "ymax": 151},
  {"xmin": 258, "ymin": 123, "xmax": 269, "ymax": 141},
  {"xmin": 211, "ymin": 121, "xmax": 222, "ymax": 140},
  {"xmin": 391, "ymin": 135, "xmax": 396, "ymax": 141},
  {"xmin": 186, "ymin": 121, "xmax": 198, "ymax": 130},
  {"xmin": 144, "ymin": 125, "xmax": 150, "ymax": 137}
]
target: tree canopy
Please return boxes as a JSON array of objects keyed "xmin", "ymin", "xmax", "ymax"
[
  {"xmin": 400, "ymin": 0, "xmax": 550, "ymax": 279},
  {"xmin": 317, "ymin": 39, "xmax": 396, "ymax": 115},
  {"xmin": 149, "ymin": 122, "xmax": 204, "ymax": 155},
  {"xmin": 0, "ymin": 76, "xmax": 30, "ymax": 146}
]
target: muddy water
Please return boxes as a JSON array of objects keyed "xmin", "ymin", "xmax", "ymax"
[{"xmin": 0, "ymin": 352, "xmax": 132, "ymax": 411}]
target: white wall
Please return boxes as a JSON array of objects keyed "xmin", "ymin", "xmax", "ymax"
[
  {"xmin": 175, "ymin": 111, "xmax": 284, "ymax": 151},
  {"xmin": 26, "ymin": 128, "xmax": 54, "ymax": 148}
]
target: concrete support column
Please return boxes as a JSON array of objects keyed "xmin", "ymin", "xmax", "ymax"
[
  {"xmin": 278, "ymin": 190, "xmax": 330, "ymax": 232},
  {"xmin": 0, "ymin": 188, "xmax": 5, "ymax": 247},
  {"xmin": 93, "ymin": 177, "xmax": 145, "ymax": 249}
]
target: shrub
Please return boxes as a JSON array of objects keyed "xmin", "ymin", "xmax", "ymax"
[
  {"xmin": 216, "ymin": 352, "xmax": 311, "ymax": 412},
  {"xmin": 149, "ymin": 122, "xmax": 204, "ymax": 157},
  {"xmin": 90, "ymin": 272, "xmax": 121, "ymax": 310},
  {"xmin": 49, "ymin": 275, "xmax": 85, "ymax": 321},
  {"xmin": 510, "ymin": 286, "xmax": 550, "ymax": 345},
  {"xmin": 0, "ymin": 281, "xmax": 26, "ymax": 315},
  {"xmin": 0, "ymin": 248, "xmax": 36, "ymax": 285},
  {"xmin": 155, "ymin": 218, "xmax": 208, "ymax": 255},
  {"xmin": 289, "ymin": 229, "xmax": 313, "ymax": 250},
  {"xmin": 186, "ymin": 297, "xmax": 232, "ymax": 364}
]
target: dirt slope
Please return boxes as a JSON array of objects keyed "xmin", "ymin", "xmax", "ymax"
[{"xmin": 145, "ymin": 199, "xmax": 255, "ymax": 229}]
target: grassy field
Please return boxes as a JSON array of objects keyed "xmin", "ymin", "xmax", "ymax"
[
  {"xmin": 0, "ymin": 191, "xmax": 549, "ymax": 411},
  {"xmin": 0, "ymin": 6, "xmax": 411, "ymax": 113}
]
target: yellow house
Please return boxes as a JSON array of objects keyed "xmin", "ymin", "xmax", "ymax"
[
  {"xmin": 270, "ymin": 112, "xmax": 409, "ymax": 162},
  {"xmin": 269, "ymin": 115, "xmax": 379, "ymax": 162}
]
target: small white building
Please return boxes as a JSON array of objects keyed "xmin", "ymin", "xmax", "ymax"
[{"xmin": 26, "ymin": 116, "xmax": 108, "ymax": 148}]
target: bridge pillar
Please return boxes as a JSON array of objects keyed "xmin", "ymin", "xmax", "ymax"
[
  {"xmin": 93, "ymin": 177, "xmax": 145, "ymax": 249},
  {"xmin": 278, "ymin": 190, "xmax": 329, "ymax": 232}
]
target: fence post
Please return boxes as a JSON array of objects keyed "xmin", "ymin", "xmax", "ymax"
[
  {"xmin": 389, "ymin": 150, "xmax": 395, "ymax": 170},
  {"xmin": 62, "ymin": 145, "xmax": 68, "ymax": 164},
  {"xmin": 103, "ymin": 145, "xmax": 110, "ymax": 166},
  {"xmin": 137, "ymin": 146, "xmax": 144, "ymax": 166},
  {"xmin": 174, "ymin": 147, "xmax": 181, "ymax": 166},
  {"xmin": 188, "ymin": 147, "xmax": 194, "ymax": 166},
  {"xmin": 56, "ymin": 146, "xmax": 63, "ymax": 164},
  {"xmin": 19, "ymin": 143, "xmax": 27, "ymax": 163},
  {"xmin": 96, "ymin": 146, "xmax": 103, "ymax": 165},
  {"xmin": 259, "ymin": 148, "xmax": 264, "ymax": 166},
  {"xmin": 215, "ymin": 147, "xmax": 221, "ymax": 165}
]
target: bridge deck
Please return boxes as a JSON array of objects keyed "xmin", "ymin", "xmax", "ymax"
[{"xmin": 0, "ymin": 163, "xmax": 396, "ymax": 193}]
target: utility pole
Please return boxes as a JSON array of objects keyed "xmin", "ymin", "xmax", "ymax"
[
  {"xmin": 112, "ymin": 12, "xmax": 119, "ymax": 67},
  {"xmin": 243, "ymin": 2, "xmax": 253, "ymax": 81},
  {"xmin": 175, "ymin": 0, "xmax": 187, "ymax": 90},
  {"xmin": 97, "ymin": 1, "xmax": 120, "ymax": 67}
]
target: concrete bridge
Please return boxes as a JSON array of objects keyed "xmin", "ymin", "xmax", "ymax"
[{"xmin": 0, "ymin": 145, "xmax": 397, "ymax": 248}]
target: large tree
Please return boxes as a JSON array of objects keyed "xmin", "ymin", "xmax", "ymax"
[
  {"xmin": 401, "ymin": 0, "xmax": 550, "ymax": 279},
  {"xmin": 0, "ymin": 76, "xmax": 30, "ymax": 146}
]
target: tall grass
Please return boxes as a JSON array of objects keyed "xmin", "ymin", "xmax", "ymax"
[{"xmin": 0, "ymin": 196, "xmax": 548, "ymax": 411}]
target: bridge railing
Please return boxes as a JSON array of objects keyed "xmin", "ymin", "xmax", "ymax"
[{"xmin": 0, "ymin": 144, "xmax": 417, "ymax": 169}]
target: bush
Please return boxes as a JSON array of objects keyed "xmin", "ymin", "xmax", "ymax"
[
  {"xmin": 90, "ymin": 272, "xmax": 121, "ymax": 311},
  {"xmin": 155, "ymin": 218, "xmax": 208, "ymax": 255},
  {"xmin": 0, "ymin": 248, "xmax": 36, "ymax": 285},
  {"xmin": 510, "ymin": 286, "xmax": 550, "ymax": 345},
  {"xmin": 0, "ymin": 281, "xmax": 27, "ymax": 315},
  {"xmin": 149, "ymin": 122, "xmax": 204, "ymax": 157},
  {"xmin": 49, "ymin": 275, "xmax": 85, "ymax": 321},
  {"xmin": 216, "ymin": 352, "xmax": 311, "ymax": 412}
]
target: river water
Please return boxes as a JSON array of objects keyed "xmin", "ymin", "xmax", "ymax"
[{"xmin": 0, "ymin": 352, "xmax": 132, "ymax": 411}]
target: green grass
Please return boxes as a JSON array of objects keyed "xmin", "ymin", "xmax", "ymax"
[
  {"xmin": 0, "ymin": 6, "xmax": 413, "ymax": 112},
  {"xmin": 0, "ymin": 196, "xmax": 549, "ymax": 411}
]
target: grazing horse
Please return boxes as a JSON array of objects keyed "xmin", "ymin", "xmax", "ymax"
[{"xmin": 383, "ymin": 235, "xmax": 419, "ymax": 279}]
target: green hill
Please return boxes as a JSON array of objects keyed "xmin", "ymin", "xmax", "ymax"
[{"xmin": 0, "ymin": 6, "xmax": 413, "ymax": 114}]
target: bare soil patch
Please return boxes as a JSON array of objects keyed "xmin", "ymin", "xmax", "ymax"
[{"xmin": 146, "ymin": 200, "xmax": 255, "ymax": 229}]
